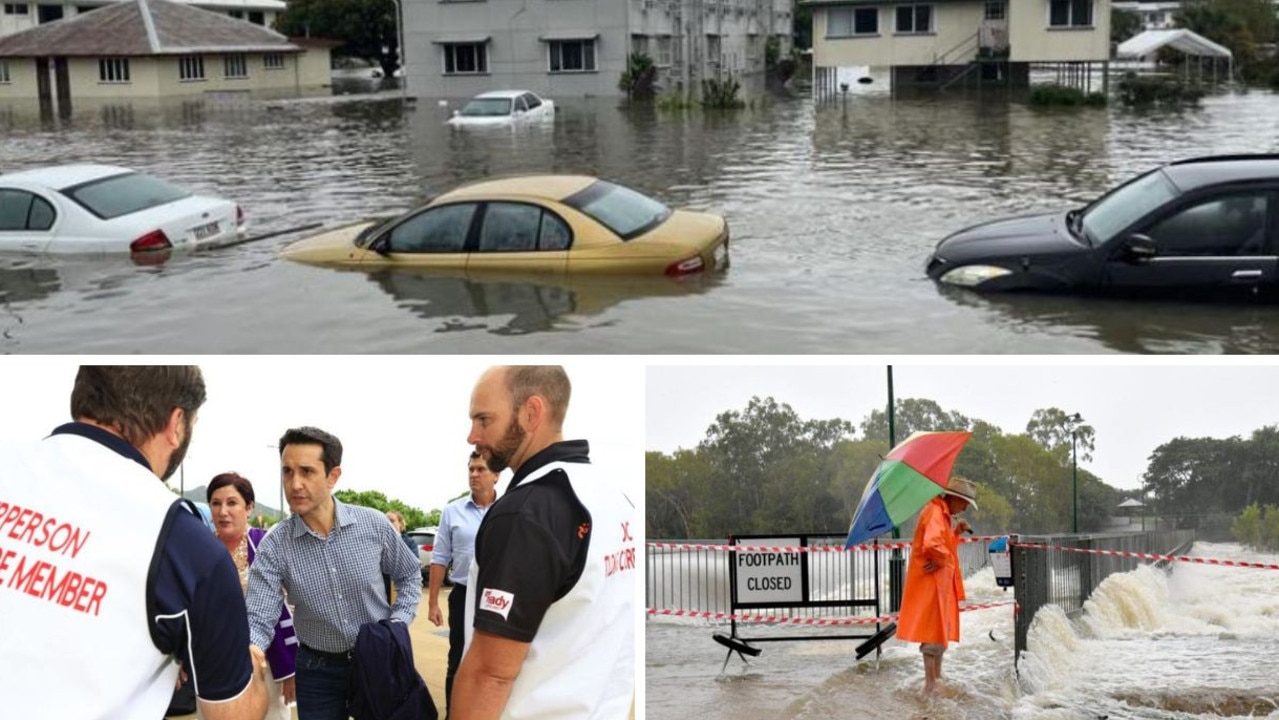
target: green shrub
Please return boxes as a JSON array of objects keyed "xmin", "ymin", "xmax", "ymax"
[
  {"xmin": 1116, "ymin": 74, "xmax": 1206, "ymax": 106},
  {"xmin": 1029, "ymin": 84, "xmax": 1107, "ymax": 106},
  {"xmin": 700, "ymin": 78, "xmax": 745, "ymax": 109},
  {"xmin": 619, "ymin": 53, "xmax": 658, "ymax": 100},
  {"xmin": 1231, "ymin": 503, "xmax": 1279, "ymax": 551}
]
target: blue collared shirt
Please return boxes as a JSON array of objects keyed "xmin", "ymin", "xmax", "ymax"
[
  {"xmin": 432, "ymin": 493, "xmax": 493, "ymax": 586},
  {"xmin": 246, "ymin": 498, "xmax": 421, "ymax": 653}
]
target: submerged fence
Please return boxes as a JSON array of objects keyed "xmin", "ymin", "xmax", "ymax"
[{"xmin": 1011, "ymin": 529, "xmax": 1196, "ymax": 661}]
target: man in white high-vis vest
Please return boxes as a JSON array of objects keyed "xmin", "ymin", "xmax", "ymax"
[
  {"xmin": 0, "ymin": 366, "xmax": 270, "ymax": 720},
  {"xmin": 454, "ymin": 366, "xmax": 635, "ymax": 720}
]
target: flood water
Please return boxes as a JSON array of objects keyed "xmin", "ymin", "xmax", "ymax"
[
  {"xmin": 3, "ymin": 87, "xmax": 1279, "ymax": 353},
  {"xmin": 644, "ymin": 542, "xmax": 1279, "ymax": 719}
]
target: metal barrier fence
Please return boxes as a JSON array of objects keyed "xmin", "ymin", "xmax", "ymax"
[
  {"xmin": 1011, "ymin": 529, "xmax": 1196, "ymax": 661},
  {"xmin": 646, "ymin": 536, "xmax": 995, "ymax": 623}
]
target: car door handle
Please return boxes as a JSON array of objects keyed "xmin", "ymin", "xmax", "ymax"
[{"xmin": 1232, "ymin": 269, "xmax": 1264, "ymax": 281}]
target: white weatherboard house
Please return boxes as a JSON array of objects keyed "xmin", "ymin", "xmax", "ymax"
[
  {"xmin": 0, "ymin": 0, "xmax": 285, "ymax": 37},
  {"xmin": 402, "ymin": 0, "xmax": 795, "ymax": 98},
  {"xmin": 0, "ymin": 0, "xmax": 332, "ymax": 105},
  {"xmin": 804, "ymin": 0, "xmax": 1111, "ymax": 92}
]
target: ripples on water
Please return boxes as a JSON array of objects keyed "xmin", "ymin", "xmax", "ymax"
[
  {"xmin": 2, "ymin": 88, "xmax": 1279, "ymax": 352},
  {"xmin": 645, "ymin": 542, "xmax": 1279, "ymax": 720}
]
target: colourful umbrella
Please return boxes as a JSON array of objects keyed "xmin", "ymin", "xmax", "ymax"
[{"xmin": 844, "ymin": 430, "xmax": 973, "ymax": 548}]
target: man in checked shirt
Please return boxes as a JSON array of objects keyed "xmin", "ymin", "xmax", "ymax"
[{"xmin": 246, "ymin": 426, "xmax": 422, "ymax": 720}]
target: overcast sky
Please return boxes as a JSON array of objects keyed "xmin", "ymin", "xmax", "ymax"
[
  {"xmin": 0, "ymin": 357, "xmax": 643, "ymax": 521},
  {"xmin": 646, "ymin": 362, "xmax": 1279, "ymax": 491}
]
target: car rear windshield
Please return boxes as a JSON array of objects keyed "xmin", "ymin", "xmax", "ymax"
[
  {"xmin": 460, "ymin": 98, "xmax": 513, "ymax": 117},
  {"xmin": 562, "ymin": 180, "xmax": 671, "ymax": 240},
  {"xmin": 64, "ymin": 172, "xmax": 191, "ymax": 220}
]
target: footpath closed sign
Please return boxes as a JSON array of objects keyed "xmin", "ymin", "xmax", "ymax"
[{"xmin": 734, "ymin": 537, "xmax": 804, "ymax": 604}]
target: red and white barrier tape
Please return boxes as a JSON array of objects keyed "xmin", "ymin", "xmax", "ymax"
[
  {"xmin": 1011, "ymin": 543, "xmax": 1279, "ymax": 571},
  {"xmin": 646, "ymin": 536, "xmax": 1000, "ymax": 554},
  {"xmin": 646, "ymin": 600, "xmax": 1014, "ymax": 627}
]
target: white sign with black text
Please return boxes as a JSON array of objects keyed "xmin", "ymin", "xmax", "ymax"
[{"xmin": 734, "ymin": 537, "xmax": 803, "ymax": 604}]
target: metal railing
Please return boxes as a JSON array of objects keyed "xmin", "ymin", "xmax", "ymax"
[
  {"xmin": 646, "ymin": 536, "xmax": 995, "ymax": 621},
  {"xmin": 1011, "ymin": 530, "xmax": 1196, "ymax": 661}
]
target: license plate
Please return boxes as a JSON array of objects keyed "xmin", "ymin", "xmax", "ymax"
[{"xmin": 191, "ymin": 221, "xmax": 219, "ymax": 240}]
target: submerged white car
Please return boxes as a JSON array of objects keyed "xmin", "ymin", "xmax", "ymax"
[
  {"xmin": 447, "ymin": 90, "xmax": 555, "ymax": 126},
  {"xmin": 0, "ymin": 164, "xmax": 245, "ymax": 256}
]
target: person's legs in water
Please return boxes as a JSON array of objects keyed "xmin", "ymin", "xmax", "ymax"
[{"xmin": 920, "ymin": 643, "xmax": 945, "ymax": 693}]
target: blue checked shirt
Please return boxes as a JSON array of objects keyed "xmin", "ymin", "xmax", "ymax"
[
  {"xmin": 432, "ymin": 494, "xmax": 492, "ymax": 586},
  {"xmin": 246, "ymin": 498, "xmax": 422, "ymax": 653}
]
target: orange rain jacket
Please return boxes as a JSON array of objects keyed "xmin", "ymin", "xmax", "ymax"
[{"xmin": 896, "ymin": 496, "xmax": 965, "ymax": 647}]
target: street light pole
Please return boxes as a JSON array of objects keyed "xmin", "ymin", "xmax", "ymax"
[{"xmin": 1067, "ymin": 412, "xmax": 1083, "ymax": 534}]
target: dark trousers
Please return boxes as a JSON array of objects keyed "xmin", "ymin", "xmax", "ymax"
[
  {"xmin": 297, "ymin": 644, "xmax": 352, "ymax": 720},
  {"xmin": 445, "ymin": 584, "xmax": 467, "ymax": 717}
]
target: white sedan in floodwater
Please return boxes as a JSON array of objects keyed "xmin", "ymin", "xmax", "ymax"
[
  {"xmin": 446, "ymin": 90, "xmax": 556, "ymax": 126},
  {"xmin": 0, "ymin": 164, "xmax": 245, "ymax": 256}
]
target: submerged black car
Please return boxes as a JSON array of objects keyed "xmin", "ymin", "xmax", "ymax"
[{"xmin": 925, "ymin": 155, "xmax": 1279, "ymax": 299}]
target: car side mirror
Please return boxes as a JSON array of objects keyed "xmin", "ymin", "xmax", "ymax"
[
  {"xmin": 370, "ymin": 234, "xmax": 391, "ymax": 256},
  {"xmin": 451, "ymin": 109, "xmax": 460, "ymax": 117},
  {"xmin": 1124, "ymin": 233, "xmax": 1157, "ymax": 262}
]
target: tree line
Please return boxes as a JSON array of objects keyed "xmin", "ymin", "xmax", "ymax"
[{"xmin": 648, "ymin": 395, "xmax": 1278, "ymax": 540}]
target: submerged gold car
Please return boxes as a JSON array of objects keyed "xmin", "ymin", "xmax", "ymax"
[{"xmin": 280, "ymin": 175, "xmax": 730, "ymax": 276}]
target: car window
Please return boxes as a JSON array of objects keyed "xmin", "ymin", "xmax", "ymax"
[
  {"xmin": 387, "ymin": 204, "xmax": 475, "ymax": 253},
  {"xmin": 0, "ymin": 190, "xmax": 34, "ymax": 231},
  {"xmin": 1146, "ymin": 193, "xmax": 1271, "ymax": 257},
  {"xmin": 478, "ymin": 202, "xmax": 542, "ymax": 251},
  {"xmin": 28, "ymin": 196, "xmax": 55, "ymax": 231},
  {"xmin": 539, "ymin": 211, "xmax": 570, "ymax": 250},
  {"xmin": 562, "ymin": 180, "xmax": 672, "ymax": 240},
  {"xmin": 513, "ymin": 96, "xmax": 528, "ymax": 113},
  {"xmin": 64, "ymin": 172, "xmax": 190, "ymax": 220},
  {"xmin": 524, "ymin": 93, "xmax": 542, "ymax": 110},
  {"xmin": 1081, "ymin": 169, "xmax": 1179, "ymax": 244},
  {"xmin": 460, "ymin": 98, "xmax": 512, "ymax": 117}
]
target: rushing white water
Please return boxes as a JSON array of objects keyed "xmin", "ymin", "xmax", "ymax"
[{"xmin": 645, "ymin": 542, "xmax": 1279, "ymax": 719}]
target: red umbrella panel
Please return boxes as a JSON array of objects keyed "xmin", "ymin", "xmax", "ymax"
[{"xmin": 845, "ymin": 430, "xmax": 973, "ymax": 548}]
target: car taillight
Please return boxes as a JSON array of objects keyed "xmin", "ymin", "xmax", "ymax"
[
  {"xmin": 130, "ymin": 230, "xmax": 172, "ymax": 253},
  {"xmin": 665, "ymin": 255, "xmax": 705, "ymax": 276},
  {"xmin": 236, "ymin": 205, "xmax": 245, "ymax": 225}
]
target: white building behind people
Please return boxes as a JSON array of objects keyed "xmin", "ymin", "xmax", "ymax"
[{"xmin": 403, "ymin": 0, "xmax": 795, "ymax": 98}]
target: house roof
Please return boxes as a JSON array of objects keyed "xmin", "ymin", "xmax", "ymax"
[
  {"xmin": 1117, "ymin": 29, "xmax": 1232, "ymax": 59},
  {"xmin": 1117, "ymin": 498, "xmax": 1145, "ymax": 508},
  {"xmin": 0, "ymin": 0, "xmax": 300, "ymax": 58}
]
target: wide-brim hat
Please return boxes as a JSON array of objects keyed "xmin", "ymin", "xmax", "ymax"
[{"xmin": 944, "ymin": 477, "xmax": 979, "ymax": 511}]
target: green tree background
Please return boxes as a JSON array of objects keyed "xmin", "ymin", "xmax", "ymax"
[{"xmin": 648, "ymin": 395, "xmax": 1274, "ymax": 540}]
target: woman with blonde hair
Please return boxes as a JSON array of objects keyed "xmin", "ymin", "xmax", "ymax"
[{"xmin": 208, "ymin": 472, "xmax": 297, "ymax": 718}]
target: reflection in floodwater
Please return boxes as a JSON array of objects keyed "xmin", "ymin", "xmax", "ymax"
[
  {"xmin": 1, "ymin": 90, "xmax": 1279, "ymax": 351},
  {"xmin": 365, "ymin": 268, "xmax": 724, "ymax": 336}
]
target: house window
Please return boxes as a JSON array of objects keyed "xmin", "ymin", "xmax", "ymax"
[
  {"xmin": 829, "ymin": 6, "xmax": 879, "ymax": 36},
  {"xmin": 984, "ymin": 0, "xmax": 1006, "ymax": 19},
  {"xmin": 443, "ymin": 43, "xmax": 487, "ymax": 74},
  {"xmin": 99, "ymin": 57, "xmax": 130, "ymax": 83},
  {"xmin": 248, "ymin": 10, "xmax": 264, "ymax": 24},
  {"xmin": 227, "ymin": 9, "xmax": 243, "ymax": 18},
  {"xmin": 224, "ymin": 53, "xmax": 247, "ymax": 78},
  {"xmin": 549, "ymin": 39, "xmax": 596, "ymax": 72},
  {"xmin": 895, "ymin": 4, "xmax": 931, "ymax": 33},
  {"xmin": 706, "ymin": 35, "xmax": 721, "ymax": 65},
  {"xmin": 0, "ymin": 61, "xmax": 9, "ymax": 84},
  {"xmin": 178, "ymin": 55, "xmax": 204, "ymax": 81},
  {"xmin": 656, "ymin": 36, "xmax": 672, "ymax": 66},
  {"xmin": 632, "ymin": 34, "xmax": 648, "ymax": 56},
  {"xmin": 3, "ymin": 3, "xmax": 29, "ymax": 15},
  {"xmin": 264, "ymin": 53, "xmax": 285, "ymax": 70},
  {"xmin": 1049, "ymin": 0, "xmax": 1092, "ymax": 27}
]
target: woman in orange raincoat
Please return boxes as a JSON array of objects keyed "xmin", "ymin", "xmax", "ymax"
[{"xmin": 896, "ymin": 476, "xmax": 978, "ymax": 694}]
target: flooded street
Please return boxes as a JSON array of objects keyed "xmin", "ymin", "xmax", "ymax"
[
  {"xmin": 645, "ymin": 542, "xmax": 1279, "ymax": 720},
  {"xmin": 3, "ymin": 88, "xmax": 1279, "ymax": 352}
]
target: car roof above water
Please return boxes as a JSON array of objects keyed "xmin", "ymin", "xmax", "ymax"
[
  {"xmin": 473, "ymin": 89, "xmax": 535, "ymax": 99},
  {"xmin": 1163, "ymin": 154, "xmax": 1279, "ymax": 193},
  {"xmin": 1, "ymin": 163, "xmax": 132, "ymax": 190}
]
